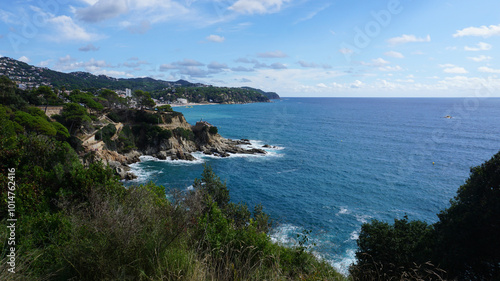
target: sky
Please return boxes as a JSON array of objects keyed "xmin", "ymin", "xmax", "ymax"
[{"xmin": 1, "ymin": 0, "xmax": 500, "ymax": 97}]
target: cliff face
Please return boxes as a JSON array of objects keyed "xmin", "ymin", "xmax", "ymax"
[
  {"xmin": 158, "ymin": 114, "xmax": 191, "ymax": 130},
  {"xmin": 142, "ymin": 120, "xmax": 266, "ymax": 161},
  {"xmin": 89, "ymin": 111, "xmax": 267, "ymax": 179}
]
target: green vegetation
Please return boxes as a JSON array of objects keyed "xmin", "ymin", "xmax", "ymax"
[
  {"xmin": 95, "ymin": 123, "xmax": 117, "ymax": 149},
  {"xmin": 131, "ymin": 124, "xmax": 173, "ymax": 150},
  {"xmin": 152, "ymin": 86, "xmax": 270, "ymax": 104},
  {"xmin": 0, "ymin": 98, "xmax": 344, "ymax": 279},
  {"xmin": 350, "ymin": 151, "xmax": 500, "ymax": 281},
  {"xmin": 133, "ymin": 90, "xmax": 155, "ymax": 110},
  {"xmin": 174, "ymin": 127, "xmax": 195, "ymax": 141},
  {"xmin": 209, "ymin": 126, "xmax": 218, "ymax": 135},
  {"xmin": 1, "ymin": 74, "xmax": 498, "ymax": 280},
  {"xmin": 157, "ymin": 104, "xmax": 173, "ymax": 112},
  {"xmin": 67, "ymin": 89, "xmax": 104, "ymax": 112}
]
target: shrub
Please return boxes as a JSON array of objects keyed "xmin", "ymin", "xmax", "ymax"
[
  {"xmin": 209, "ymin": 126, "xmax": 218, "ymax": 135},
  {"xmin": 106, "ymin": 111, "xmax": 121, "ymax": 122},
  {"xmin": 157, "ymin": 104, "xmax": 173, "ymax": 112},
  {"xmin": 349, "ymin": 216, "xmax": 437, "ymax": 280},
  {"xmin": 173, "ymin": 127, "xmax": 195, "ymax": 141},
  {"xmin": 434, "ymin": 151, "xmax": 500, "ymax": 280}
]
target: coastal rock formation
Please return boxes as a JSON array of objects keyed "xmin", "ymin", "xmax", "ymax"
[
  {"xmin": 95, "ymin": 149, "xmax": 140, "ymax": 180},
  {"xmin": 86, "ymin": 115, "xmax": 269, "ymax": 180}
]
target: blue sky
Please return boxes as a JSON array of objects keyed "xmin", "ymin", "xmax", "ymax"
[{"xmin": 1, "ymin": 0, "xmax": 500, "ymax": 97}]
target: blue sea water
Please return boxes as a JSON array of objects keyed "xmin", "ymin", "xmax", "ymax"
[{"xmin": 127, "ymin": 98, "xmax": 500, "ymax": 274}]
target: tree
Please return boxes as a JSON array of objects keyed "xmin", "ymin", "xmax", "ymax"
[
  {"xmin": 60, "ymin": 103, "xmax": 91, "ymax": 134},
  {"xmin": 36, "ymin": 85, "xmax": 59, "ymax": 105},
  {"xmin": 434, "ymin": 151, "xmax": 500, "ymax": 280},
  {"xmin": 99, "ymin": 89, "xmax": 120, "ymax": 108},
  {"xmin": 0, "ymin": 76, "xmax": 27, "ymax": 108},
  {"xmin": 133, "ymin": 90, "xmax": 155, "ymax": 110},
  {"xmin": 157, "ymin": 104, "xmax": 172, "ymax": 112},
  {"xmin": 193, "ymin": 164, "xmax": 230, "ymax": 210},
  {"xmin": 351, "ymin": 152, "xmax": 500, "ymax": 280},
  {"xmin": 350, "ymin": 216, "xmax": 435, "ymax": 280}
]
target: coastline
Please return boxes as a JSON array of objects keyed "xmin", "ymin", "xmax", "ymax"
[{"xmin": 167, "ymin": 102, "xmax": 218, "ymax": 107}]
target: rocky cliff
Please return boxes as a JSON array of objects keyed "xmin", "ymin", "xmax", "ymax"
[{"xmin": 89, "ymin": 111, "xmax": 269, "ymax": 179}]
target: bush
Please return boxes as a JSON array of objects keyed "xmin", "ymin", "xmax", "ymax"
[
  {"xmin": 157, "ymin": 104, "xmax": 173, "ymax": 112},
  {"xmin": 350, "ymin": 217, "xmax": 437, "ymax": 280},
  {"xmin": 209, "ymin": 126, "xmax": 218, "ymax": 135},
  {"xmin": 434, "ymin": 151, "xmax": 500, "ymax": 280},
  {"xmin": 173, "ymin": 127, "xmax": 194, "ymax": 141},
  {"xmin": 106, "ymin": 111, "xmax": 121, "ymax": 122}
]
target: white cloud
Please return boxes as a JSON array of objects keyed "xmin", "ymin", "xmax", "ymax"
[
  {"xmin": 362, "ymin": 58, "xmax": 389, "ymax": 67},
  {"xmin": 350, "ymin": 80, "xmax": 364, "ymax": 88},
  {"xmin": 316, "ymin": 83, "xmax": 328, "ymax": 88},
  {"xmin": 257, "ymin": 50, "xmax": 288, "ymax": 58},
  {"xmin": 467, "ymin": 55, "xmax": 492, "ymax": 62},
  {"xmin": 53, "ymin": 55, "xmax": 113, "ymax": 72},
  {"xmin": 76, "ymin": 0, "xmax": 191, "ymax": 31},
  {"xmin": 464, "ymin": 42, "xmax": 492, "ymax": 51},
  {"xmin": 229, "ymin": 0, "xmax": 291, "ymax": 14},
  {"xmin": 94, "ymin": 69, "xmax": 134, "ymax": 77},
  {"xmin": 384, "ymin": 51, "xmax": 404, "ymax": 58},
  {"xmin": 453, "ymin": 24, "xmax": 500, "ymax": 38},
  {"xmin": 439, "ymin": 64, "xmax": 456, "ymax": 68},
  {"xmin": 339, "ymin": 48, "xmax": 353, "ymax": 54},
  {"xmin": 444, "ymin": 67, "xmax": 468, "ymax": 74},
  {"xmin": 0, "ymin": 9, "xmax": 18, "ymax": 24},
  {"xmin": 478, "ymin": 66, "xmax": 500, "ymax": 74},
  {"xmin": 387, "ymin": 34, "xmax": 430, "ymax": 45},
  {"xmin": 438, "ymin": 63, "xmax": 468, "ymax": 74},
  {"xmin": 206, "ymin": 34, "xmax": 225, "ymax": 43},
  {"xmin": 18, "ymin": 56, "xmax": 30, "ymax": 63},
  {"xmin": 47, "ymin": 15, "xmax": 100, "ymax": 42},
  {"xmin": 76, "ymin": 0, "xmax": 128, "ymax": 22},
  {"xmin": 39, "ymin": 59, "xmax": 52, "ymax": 67},
  {"xmin": 379, "ymin": 65, "xmax": 403, "ymax": 72},
  {"xmin": 295, "ymin": 4, "xmax": 330, "ymax": 24}
]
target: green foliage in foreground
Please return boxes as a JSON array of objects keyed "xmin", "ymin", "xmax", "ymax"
[
  {"xmin": 350, "ymin": 151, "xmax": 500, "ymax": 281},
  {"xmin": 0, "ymin": 103, "xmax": 344, "ymax": 280}
]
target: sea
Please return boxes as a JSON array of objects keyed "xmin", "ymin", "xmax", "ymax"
[{"xmin": 126, "ymin": 97, "xmax": 500, "ymax": 275}]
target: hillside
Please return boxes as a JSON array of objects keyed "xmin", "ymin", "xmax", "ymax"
[
  {"xmin": 0, "ymin": 75, "xmax": 340, "ymax": 281},
  {"xmin": 241, "ymin": 86, "xmax": 280, "ymax": 99},
  {"xmin": 0, "ymin": 57, "xmax": 279, "ymax": 101}
]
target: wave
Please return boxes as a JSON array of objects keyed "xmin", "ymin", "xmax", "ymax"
[
  {"xmin": 355, "ymin": 214, "xmax": 372, "ymax": 224},
  {"xmin": 138, "ymin": 155, "xmax": 205, "ymax": 165},
  {"xmin": 127, "ymin": 161, "xmax": 156, "ymax": 183},
  {"xmin": 337, "ymin": 206, "xmax": 350, "ymax": 215},
  {"xmin": 331, "ymin": 249, "xmax": 356, "ymax": 276},
  {"xmin": 270, "ymin": 223, "xmax": 357, "ymax": 276},
  {"xmin": 270, "ymin": 223, "xmax": 303, "ymax": 245},
  {"xmin": 237, "ymin": 139, "xmax": 285, "ymax": 151},
  {"xmin": 349, "ymin": 230, "xmax": 359, "ymax": 241}
]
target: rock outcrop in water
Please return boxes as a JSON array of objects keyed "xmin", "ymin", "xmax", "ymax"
[{"xmin": 84, "ymin": 111, "xmax": 268, "ymax": 180}]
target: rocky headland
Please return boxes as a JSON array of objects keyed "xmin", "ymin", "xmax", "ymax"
[{"xmin": 81, "ymin": 110, "xmax": 271, "ymax": 180}]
